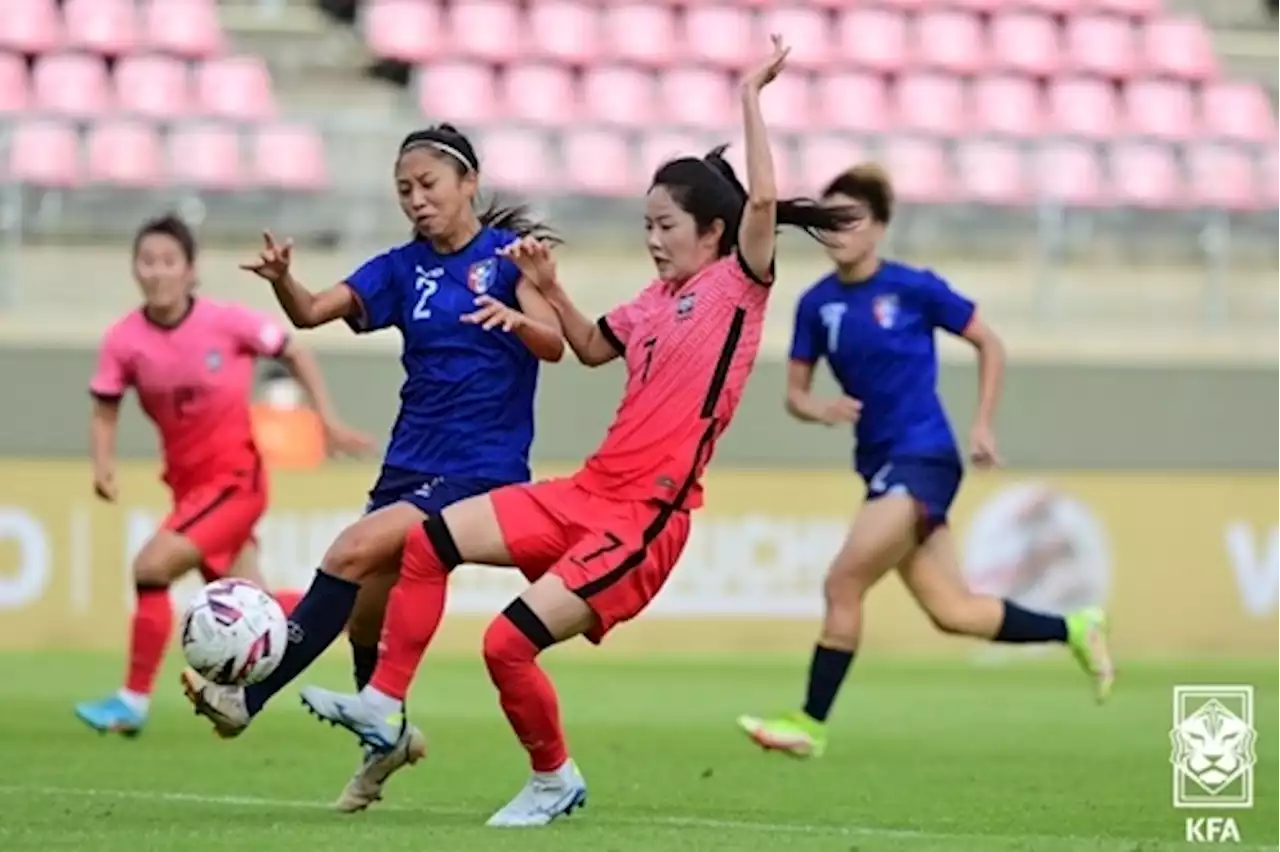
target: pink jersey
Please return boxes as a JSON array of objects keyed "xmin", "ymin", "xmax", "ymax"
[
  {"xmin": 573, "ymin": 254, "xmax": 771, "ymax": 510},
  {"xmin": 90, "ymin": 298, "xmax": 289, "ymax": 493}
]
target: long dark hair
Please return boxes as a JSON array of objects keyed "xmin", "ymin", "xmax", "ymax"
[
  {"xmin": 651, "ymin": 145, "xmax": 860, "ymax": 256},
  {"xmin": 398, "ymin": 124, "xmax": 561, "ymax": 245}
]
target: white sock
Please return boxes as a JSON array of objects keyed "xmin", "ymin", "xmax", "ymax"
[
  {"xmin": 360, "ymin": 686, "xmax": 403, "ymax": 717},
  {"xmin": 117, "ymin": 688, "xmax": 150, "ymax": 715},
  {"xmin": 534, "ymin": 759, "xmax": 574, "ymax": 784}
]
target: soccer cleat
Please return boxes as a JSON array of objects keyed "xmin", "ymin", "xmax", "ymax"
[
  {"xmin": 485, "ymin": 760, "xmax": 588, "ymax": 828},
  {"xmin": 737, "ymin": 711, "xmax": 827, "ymax": 758},
  {"xmin": 180, "ymin": 668, "xmax": 250, "ymax": 738},
  {"xmin": 74, "ymin": 694, "xmax": 146, "ymax": 737},
  {"xmin": 298, "ymin": 686, "xmax": 404, "ymax": 752},
  {"xmin": 1066, "ymin": 607, "xmax": 1115, "ymax": 704},
  {"xmin": 334, "ymin": 726, "xmax": 429, "ymax": 813}
]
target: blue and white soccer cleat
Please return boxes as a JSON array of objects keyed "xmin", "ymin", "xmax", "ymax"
[
  {"xmin": 74, "ymin": 693, "xmax": 146, "ymax": 737},
  {"xmin": 485, "ymin": 760, "xmax": 588, "ymax": 828},
  {"xmin": 299, "ymin": 686, "xmax": 404, "ymax": 752}
]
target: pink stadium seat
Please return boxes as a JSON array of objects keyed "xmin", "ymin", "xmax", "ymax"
[
  {"xmin": 794, "ymin": 135, "xmax": 869, "ymax": 195},
  {"xmin": 1200, "ymin": 82, "xmax": 1276, "ymax": 145},
  {"xmin": 955, "ymin": 138, "xmax": 1030, "ymax": 205},
  {"xmin": 197, "ymin": 56, "xmax": 276, "ymax": 121},
  {"xmin": 86, "ymin": 120, "xmax": 164, "ymax": 187},
  {"xmin": 815, "ymin": 71, "xmax": 891, "ymax": 135},
  {"xmin": 418, "ymin": 62, "xmax": 499, "ymax": 125},
  {"xmin": 361, "ymin": 0, "xmax": 442, "ymax": 63},
  {"xmin": 527, "ymin": 0, "xmax": 599, "ymax": 66},
  {"xmin": 758, "ymin": 6, "xmax": 833, "ymax": 72},
  {"xmin": 720, "ymin": 139, "xmax": 799, "ymax": 197},
  {"xmin": 972, "ymin": 76, "xmax": 1044, "ymax": 138},
  {"xmin": 115, "ymin": 55, "xmax": 190, "ymax": 119},
  {"xmin": 0, "ymin": 0, "xmax": 62, "ymax": 56},
  {"xmin": 883, "ymin": 137, "xmax": 953, "ymax": 203},
  {"xmin": 913, "ymin": 10, "xmax": 985, "ymax": 77},
  {"xmin": 1108, "ymin": 141, "xmax": 1181, "ymax": 209},
  {"xmin": 758, "ymin": 72, "xmax": 814, "ymax": 133},
  {"xmin": 683, "ymin": 5, "xmax": 754, "ymax": 71},
  {"xmin": 1048, "ymin": 78, "xmax": 1121, "ymax": 140},
  {"xmin": 602, "ymin": 4, "xmax": 676, "ymax": 68},
  {"xmin": 1035, "ymin": 142, "xmax": 1106, "ymax": 206},
  {"xmin": 581, "ymin": 66, "xmax": 657, "ymax": 128},
  {"xmin": 1084, "ymin": 0, "xmax": 1162, "ymax": 19},
  {"xmin": 32, "ymin": 53, "xmax": 112, "ymax": 119},
  {"xmin": 658, "ymin": 67, "xmax": 734, "ymax": 130},
  {"xmin": 9, "ymin": 121, "xmax": 81, "ymax": 187},
  {"xmin": 169, "ymin": 123, "xmax": 244, "ymax": 189},
  {"xmin": 637, "ymin": 130, "xmax": 710, "ymax": 176},
  {"xmin": 988, "ymin": 13, "xmax": 1061, "ymax": 79},
  {"xmin": 835, "ymin": 9, "xmax": 908, "ymax": 75},
  {"xmin": 1064, "ymin": 15, "xmax": 1137, "ymax": 80},
  {"xmin": 252, "ymin": 124, "xmax": 328, "ymax": 192},
  {"xmin": 64, "ymin": 0, "xmax": 138, "ymax": 56},
  {"xmin": 0, "ymin": 53, "xmax": 31, "ymax": 114},
  {"xmin": 895, "ymin": 74, "xmax": 966, "ymax": 137},
  {"xmin": 501, "ymin": 64, "xmax": 577, "ymax": 127},
  {"xmin": 562, "ymin": 128, "xmax": 634, "ymax": 197},
  {"xmin": 143, "ymin": 0, "xmax": 224, "ymax": 59},
  {"xmin": 1123, "ymin": 79, "xmax": 1195, "ymax": 141},
  {"xmin": 1185, "ymin": 144, "xmax": 1259, "ymax": 211},
  {"xmin": 1142, "ymin": 16, "xmax": 1218, "ymax": 82},
  {"xmin": 478, "ymin": 129, "xmax": 555, "ymax": 193},
  {"xmin": 447, "ymin": 0, "xmax": 520, "ymax": 64}
]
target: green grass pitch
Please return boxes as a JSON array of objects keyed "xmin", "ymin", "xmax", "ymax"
[{"xmin": 0, "ymin": 652, "xmax": 1274, "ymax": 851}]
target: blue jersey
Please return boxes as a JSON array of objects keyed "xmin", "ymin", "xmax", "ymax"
[
  {"xmin": 344, "ymin": 227, "xmax": 536, "ymax": 484},
  {"xmin": 790, "ymin": 259, "xmax": 975, "ymax": 478}
]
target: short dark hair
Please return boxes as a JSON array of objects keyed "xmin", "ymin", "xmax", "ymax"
[
  {"xmin": 652, "ymin": 145, "xmax": 861, "ymax": 256},
  {"xmin": 397, "ymin": 123, "xmax": 561, "ymax": 245},
  {"xmin": 821, "ymin": 163, "xmax": 894, "ymax": 225},
  {"xmin": 133, "ymin": 214, "xmax": 197, "ymax": 263}
]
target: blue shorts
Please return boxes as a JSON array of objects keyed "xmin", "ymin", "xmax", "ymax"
[
  {"xmin": 365, "ymin": 466, "xmax": 515, "ymax": 516},
  {"xmin": 860, "ymin": 456, "xmax": 963, "ymax": 531}
]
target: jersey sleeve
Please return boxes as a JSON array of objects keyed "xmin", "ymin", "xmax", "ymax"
[
  {"xmin": 224, "ymin": 304, "xmax": 289, "ymax": 357},
  {"xmin": 89, "ymin": 327, "xmax": 131, "ymax": 401},
  {"xmin": 921, "ymin": 271, "xmax": 976, "ymax": 336},
  {"xmin": 343, "ymin": 252, "xmax": 399, "ymax": 334},
  {"xmin": 788, "ymin": 294, "xmax": 825, "ymax": 364},
  {"xmin": 597, "ymin": 283, "xmax": 656, "ymax": 355}
]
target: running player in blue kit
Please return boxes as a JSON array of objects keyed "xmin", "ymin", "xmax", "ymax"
[
  {"xmin": 181, "ymin": 124, "xmax": 565, "ymax": 808},
  {"xmin": 738, "ymin": 164, "xmax": 1114, "ymax": 759}
]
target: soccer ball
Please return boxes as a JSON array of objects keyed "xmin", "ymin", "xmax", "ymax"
[{"xmin": 180, "ymin": 578, "xmax": 288, "ymax": 686}]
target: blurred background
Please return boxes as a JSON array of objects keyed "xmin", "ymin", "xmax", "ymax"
[{"xmin": 0, "ymin": 0, "xmax": 1275, "ymax": 658}]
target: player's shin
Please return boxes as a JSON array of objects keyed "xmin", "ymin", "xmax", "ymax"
[
  {"xmin": 484, "ymin": 601, "xmax": 569, "ymax": 773},
  {"xmin": 366, "ymin": 516, "xmax": 461, "ymax": 705},
  {"xmin": 125, "ymin": 582, "xmax": 174, "ymax": 706},
  {"xmin": 242, "ymin": 569, "xmax": 360, "ymax": 715}
]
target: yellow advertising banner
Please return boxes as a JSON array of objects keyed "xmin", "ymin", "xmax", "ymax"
[{"xmin": 0, "ymin": 460, "xmax": 1275, "ymax": 657}]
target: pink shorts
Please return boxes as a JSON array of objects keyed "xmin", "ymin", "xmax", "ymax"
[
  {"xmin": 491, "ymin": 478, "xmax": 691, "ymax": 643},
  {"xmin": 164, "ymin": 466, "xmax": 267, "ymax": 580}
]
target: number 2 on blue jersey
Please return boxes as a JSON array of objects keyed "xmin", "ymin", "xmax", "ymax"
[{"xmin": 412, "ymin": 264, "xmax": 438, "ymax": 320}]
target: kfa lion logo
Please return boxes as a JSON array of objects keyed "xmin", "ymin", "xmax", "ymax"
[{"xmin": 1170, "ymin": 698, "xmax": 1257, "ymax": 796}]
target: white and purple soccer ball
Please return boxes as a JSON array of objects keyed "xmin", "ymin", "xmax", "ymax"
[{"xmin": 180, "ymin": 578, "xmax": 288, "ymax": 686}]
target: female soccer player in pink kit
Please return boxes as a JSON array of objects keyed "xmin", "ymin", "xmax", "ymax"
[
  {"xmin": 296, "ymin": 37, "xmax": 861, "ymax": 827},
  {"xmin": 74, "ymin": 215, "xmax": 369, "ymax": 736}
]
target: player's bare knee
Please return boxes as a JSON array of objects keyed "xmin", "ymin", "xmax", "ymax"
[
  {"xmin": 822, "ymin": 565, "xmax": 867, "ymax": 611},
  {"xmin": 321, "ymin": 525, "xmax": 383, "ymax": 581},
  {"xmin": 132, "ymin": 545, "xmax": 184, "ymax": 586}
]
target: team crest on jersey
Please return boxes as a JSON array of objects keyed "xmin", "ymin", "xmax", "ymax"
[
  {"xmin": 467, "ymin": 258, "xmax": 497, "ymax": 294},
  {"xmin": 676, "ymin": 292, "xmax": 696, "ymax": 320},
  {"xmin": 204, "ymin": 350, "xmax": 222, "ymax": 371},
  {"xmin": 872, "ymin": 294, "xmax": 899, "ymax": 329}
]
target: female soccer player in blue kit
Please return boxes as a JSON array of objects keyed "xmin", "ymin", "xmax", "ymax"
[
  {"xmin": 181, "ymin": 123, "xmax": 565, "ymax": 809},
  {"xmin": 738, "ymin": 164, "xmax": 1114, "ymax": 759}
]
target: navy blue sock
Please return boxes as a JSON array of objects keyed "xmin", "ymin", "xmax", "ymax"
[
  {"xmin": 802, "ymin": 645, "xmax": 854, "ymax": 723},
  {"xmin": 994, "ymin": 601, "xmax": 1068, "ymax": 643},
  {"xmin": 244, "ymin": 570, "xmax": 359, "ymax": 715},
  {"xmin": 350, "ymin": 641, "xmax": 378, "ymax": 691}
]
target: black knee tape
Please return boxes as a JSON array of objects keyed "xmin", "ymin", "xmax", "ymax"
[
  {"xmin": 502, "ymin": 599, "xmax": 556, "ymax": 651},
  {"xmin": 423, "ymin": 514, "xmax": 463, "ymax": 571},
  {"xmin": 135, "ymin": 580, "xmax": 170, "ymax": 591}
]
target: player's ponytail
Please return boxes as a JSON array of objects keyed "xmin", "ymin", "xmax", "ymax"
[{"xmin": 476, "ymin": 199, "xmax": 562, "ymax": 246}]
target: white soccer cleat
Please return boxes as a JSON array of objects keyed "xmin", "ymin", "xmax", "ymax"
[
  {"xmin": 334, "ymin": 725, "xmax": 428, "ymax": 813},
  {"xmin": 180, "ymin": 668, "xmax": 250, "ymax": 739},
  {"xmin": 485, "ymin": 759, "xmax": 588, "ymax": 828}
]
